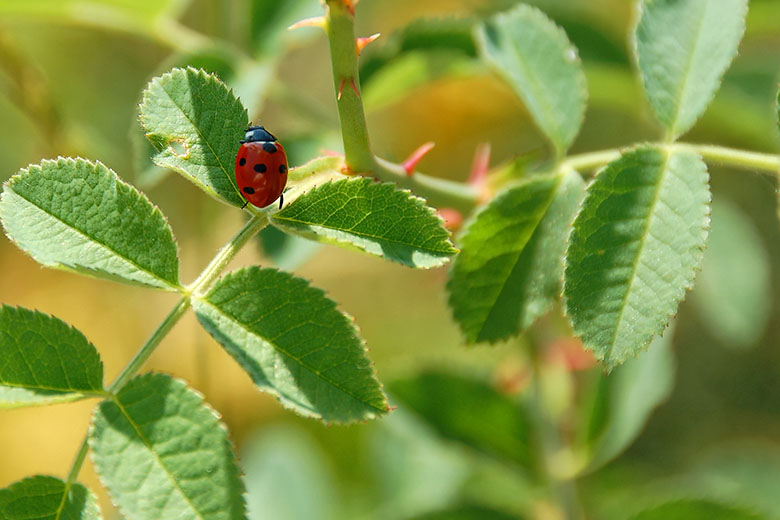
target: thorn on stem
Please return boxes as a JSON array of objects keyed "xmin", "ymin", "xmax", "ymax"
[
  {"xmin": 356, "ymin": 33, "xmax": 381, "ymax": 55},
  {"xmin": 337, "ymin": 77, "xmax": 346, "ymax": 100},
  {"xmin": 468, "ymin": 142, "xmax": 491, "ymax": 187},
  {"xmin": 402, "ymin": 142, "xmax": 435, "ymax": 176},
  {"xmin": 288, "ymin": 16, "xmax": 326, "ymax": 31}
]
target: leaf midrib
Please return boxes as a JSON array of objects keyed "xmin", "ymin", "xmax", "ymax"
[
  {"xmin": 474, "ymin": 178, "xmax": 561, "ymax": 340},
  {"xmin": 111, "ymin": 396, "xmax": 207, "ymax": 519},
  {"xmin": 606, "ymin": 150, "xmax": 673, "ymax": 362},
  {"xmin": 667, "ymin": 1, "xmax": 709, "ymax": 135},
  {"xmin": 156, "ymin": 74, "xmax": 244, "ymax": 203},
  {"xmin": 197, "ymin": 297, "xmax": 386, "ymax": 416},
  {"xmin": 7, "ymin": 189, "xmax": 179, "ymax": 291}
]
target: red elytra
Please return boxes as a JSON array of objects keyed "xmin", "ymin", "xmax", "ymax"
[{"xmin": 235, "ymin": 125, "xmax": 288, "ymax": 209}]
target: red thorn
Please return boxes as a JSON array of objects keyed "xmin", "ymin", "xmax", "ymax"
[
  {"xmin": 356, "ymin": 33, "xmax": 381, "ymax": 55},
  {"xmin": 437, "ymin": 207, "xmax": 463, "ymax": 231},
  {"xmin": 319, "ymin": 148, "xmax": 342, "ymax": 157},
  {"xmin": 288, "ymin": 16, "xmax": 326, "ymax": 31},
  {"xmin": 468, "ymin": 142, "xmax": 491, "ymax": 187},
  {"xmin": 337, "ymin": 78, "xmax": 346, "ymax": 100},
  {"xmin": 349, "ymin": 77, "xmax": 360, "ymax": 98},
  {"xmin": 402, "ymin": 142, "xmax": 435, "ymax": 176},
  {"xmin": 341, "ymin": 164, "xmax": 356, "ymax": 176}
]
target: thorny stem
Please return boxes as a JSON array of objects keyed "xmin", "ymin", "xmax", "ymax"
[{"xmin": 65, "ymin": 214, "xmax": 269, "ymax": 485}]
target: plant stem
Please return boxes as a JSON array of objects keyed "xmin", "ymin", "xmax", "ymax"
[
  {"xmin": 190, "ymin": 213, "xmax": 269, "ymax": 295},
  {"xmin": 674, "ymin": 143, "xmax": 780, "ymax": 173},
  {"xmin": 325, "ymin": 0, "xmax": 375, "ymax": 174},
  {"xmin": 528, "ymin": 349, "xmax": 582, "ymax": 520},
  {"xmin": 63, "ymin": 214, "xmax": 269, "ymax": 484},
  {"xmin": 107, "ymin": 297, "xmax": 191, "ymax": 393}
]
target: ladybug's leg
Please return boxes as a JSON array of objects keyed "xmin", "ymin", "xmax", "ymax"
[
  {"xmin": 241, "ymin": 200, "xmax": 248, "ymax": 209},
  {"xmin": 279, "ymin": 193, "xmax": 284, "ymax": 209}
]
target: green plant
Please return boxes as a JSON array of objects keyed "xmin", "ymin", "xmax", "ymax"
[{"xmin": 1, "ymin": 0, "xmax": 778, "ymax": 518}]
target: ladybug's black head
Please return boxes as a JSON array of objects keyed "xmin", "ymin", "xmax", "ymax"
[{"xmin": 243, "ymin": 125, "xmax": 277, "ymax": 143}]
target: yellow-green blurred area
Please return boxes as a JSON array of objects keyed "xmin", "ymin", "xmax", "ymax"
[{"xmin": 1, "ymin": 0, "xmax": 780, "ymax": 518}]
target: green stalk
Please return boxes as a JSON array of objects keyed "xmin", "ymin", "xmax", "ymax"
[
  {"xmin": 64, "ymin": 213, "xmax": 269, "ymax": 485},
  {"xmin": 325, "ymin": 0, "xmax": 375, "ymax": 174}
]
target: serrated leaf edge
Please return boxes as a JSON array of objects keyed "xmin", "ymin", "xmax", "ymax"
[
  {"xmin": 271, "ymin": 177, "xmax": 458, "ymax": 268},
  {"xmin": 196, "ymin": 266, "xmax": 389, "ymax": 424},
  {"xmin": 138, "ymin": 66, "xmax": 248, "ymax": 207},
  {"xmin": 562, "ymin": 145, "xmax": 710, "ymax": 370},
  {"xmin": 1, "ymin": 157, "xmax": 181, "ymax": 291}
]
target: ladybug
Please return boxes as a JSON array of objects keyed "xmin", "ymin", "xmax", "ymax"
[{"xmin": 235, "ymin": 125, "xmax": 288, "ymax": 209}]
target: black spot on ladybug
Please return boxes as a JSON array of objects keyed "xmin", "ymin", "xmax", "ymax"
[
  {"xmin": 279, "ymin": 164, "xmax": 287, "ymax": 174},
  {"xmin": 262, "ymin": 142, "xmax": 277, "ymax": 153},
  {"xmin": 254, "ymin": 163, "xmax": 267, "ymax": 173},
  {"xmin": 239, "ymin": 158, "xmax": 246, "ymax": 166},
  {"xmin": 243, "ymin": 187, "xmax": 255, "ymax": 194}
]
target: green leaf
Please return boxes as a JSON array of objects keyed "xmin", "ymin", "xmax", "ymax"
[
  {"xmin": 89, "ymin": 373, "xmax": 245, "ymax": 519},
  {"xmin": 0, "ymin": 476, "xmax": 101, "ymax": 520},
  {"xmin": 476, "ymin": 5, "xmax": 587, "ymax": 155},
  {"xmin": 271, "ymin": 177, "xmax": 457, "ymax": 269},
  {"xmin": 193, "ymin": 267, "xmax": 388, "ymax": 423},
  {"xmin": 448, "ymin": 170, "xmax": 584, "ymax": 343},
  {"xmin": 630, "ymin": 499, "xmax": 764, "ymax": 520},
  {"xmin": 0, "ymin": 158, "xmax": 180, "ymax": 290},
  {"xmin": 692, "ymin": 200, "xmax": 770, "ymax": 349},
  {"xmin": 139, "ymin": 67, "xmax": 248, "ymax": 207},
  {"xmin": 634, "ymin": 0, "xmax": 748, "ymax": 140},
  {"xmin": 389, "ymin": 371, "xmax": 536, "ymax": 471},
  {"xmin": 0, "ymin": 305, "xmax": 104, "ymax": 408},
  {"xmin": 578, "ymin": 330, "xmax": 675, "ymax": 473},
  {"xmin": 564, "ymin": 146, "xmax": 710, "ymax": 369}
]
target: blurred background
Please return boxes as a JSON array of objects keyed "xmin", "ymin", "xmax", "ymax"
[{"xmin": 0, "ymin": 0, "xmax": 779, "ymax": 518}]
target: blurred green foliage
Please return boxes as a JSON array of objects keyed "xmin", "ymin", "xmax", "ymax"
[{"xmin": 1, "ymin": 0, "xmax": 779, "ymax": 518}]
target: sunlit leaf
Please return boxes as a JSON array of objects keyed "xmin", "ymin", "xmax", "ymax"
[
  {"xmin": 578, "ymin": 330, "xmax": 675, "ymax": 473},
  {"xmin": 476, "ymin": 5, "xmax": 587, "ymax": 155},
  {"xmin": 139, "ymin": 67, "xmax": 248, "ymax": 207},
  {"xmin": 0, "ymin": 158, "xmax": 180, "ymax": 290},
  {"xmin": 0, "ymin": 476, "xmax": 100, "ymax": 520},
  {"xmin": 390, "ymin": 371, "xmax": 536, "ymax": 471},
  {"xmin": 193, "ymin": 267, "xmax": 388, "ymax": 423},
  {"xmin": 272, "ymin": 178, "xmax": 457, "ymax": 268},
  {"xmin": 692, "ymin": 200, "xmax": 770, "ymax": 349},
  {"xmin": 448, "ymin": 170, "xmax": 583, "ymax": 343},
  {"xmin": 631, "ymin": 499, "xmax": 764, "ymax": 520},
  {"xmin": 564, "ymin": 146, "xmax": 710, "ymax": 369},
  {"xmin": 634, "ymin": 0, "xmax": 748, "ymax": 139},
  {"xmin": 90, "ymin": 374, "xmax": 245, "ymax": 519},
  {"xmin": 0, "ymin": 305, "xmax": 104, "ymax": 408}
]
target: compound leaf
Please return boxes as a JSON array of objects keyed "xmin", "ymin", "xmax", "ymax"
[
  {"xmin": 635, "ymin": 0, "xmax": 748, "ymax": 139},
  {"xmin": 476, "ymin": 5, "xmax": 587, "ymax": 155},
  {"xmin": 193, "ymin": 267, "xmax": 388, "ymax": 423},
  {"xmin": 271, "ymin": 178, "xmax": 456, "ymax": 269},
  {"xmin": 564, "ymin": 146, "xmax": 710, "ymax": 369},
  {"xmin": 89, "ymin": 374, "xmax": 245, "ymax": 520},
  {"xmin": 0, "ymin": 158, "xmax": 180, "ymax": 290},
  {"xmin": 448, "ymin": 170, "xmax": 583, "ymax": 343},
  {"xmin": 140, "ymin": 67, "xmax": 248, "ymax": 207},
  {"xmin": 0, "ymin": 476, "xmax": 100, "ymax": 520},
  {"xmin": 0, "ymin": 305, "xmax": 104, "ymax": 408}
]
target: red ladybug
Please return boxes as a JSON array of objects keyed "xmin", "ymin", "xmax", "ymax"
[{"xmin": 235, "ymin": 125, "xmax": 288, "ymax": 209}]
